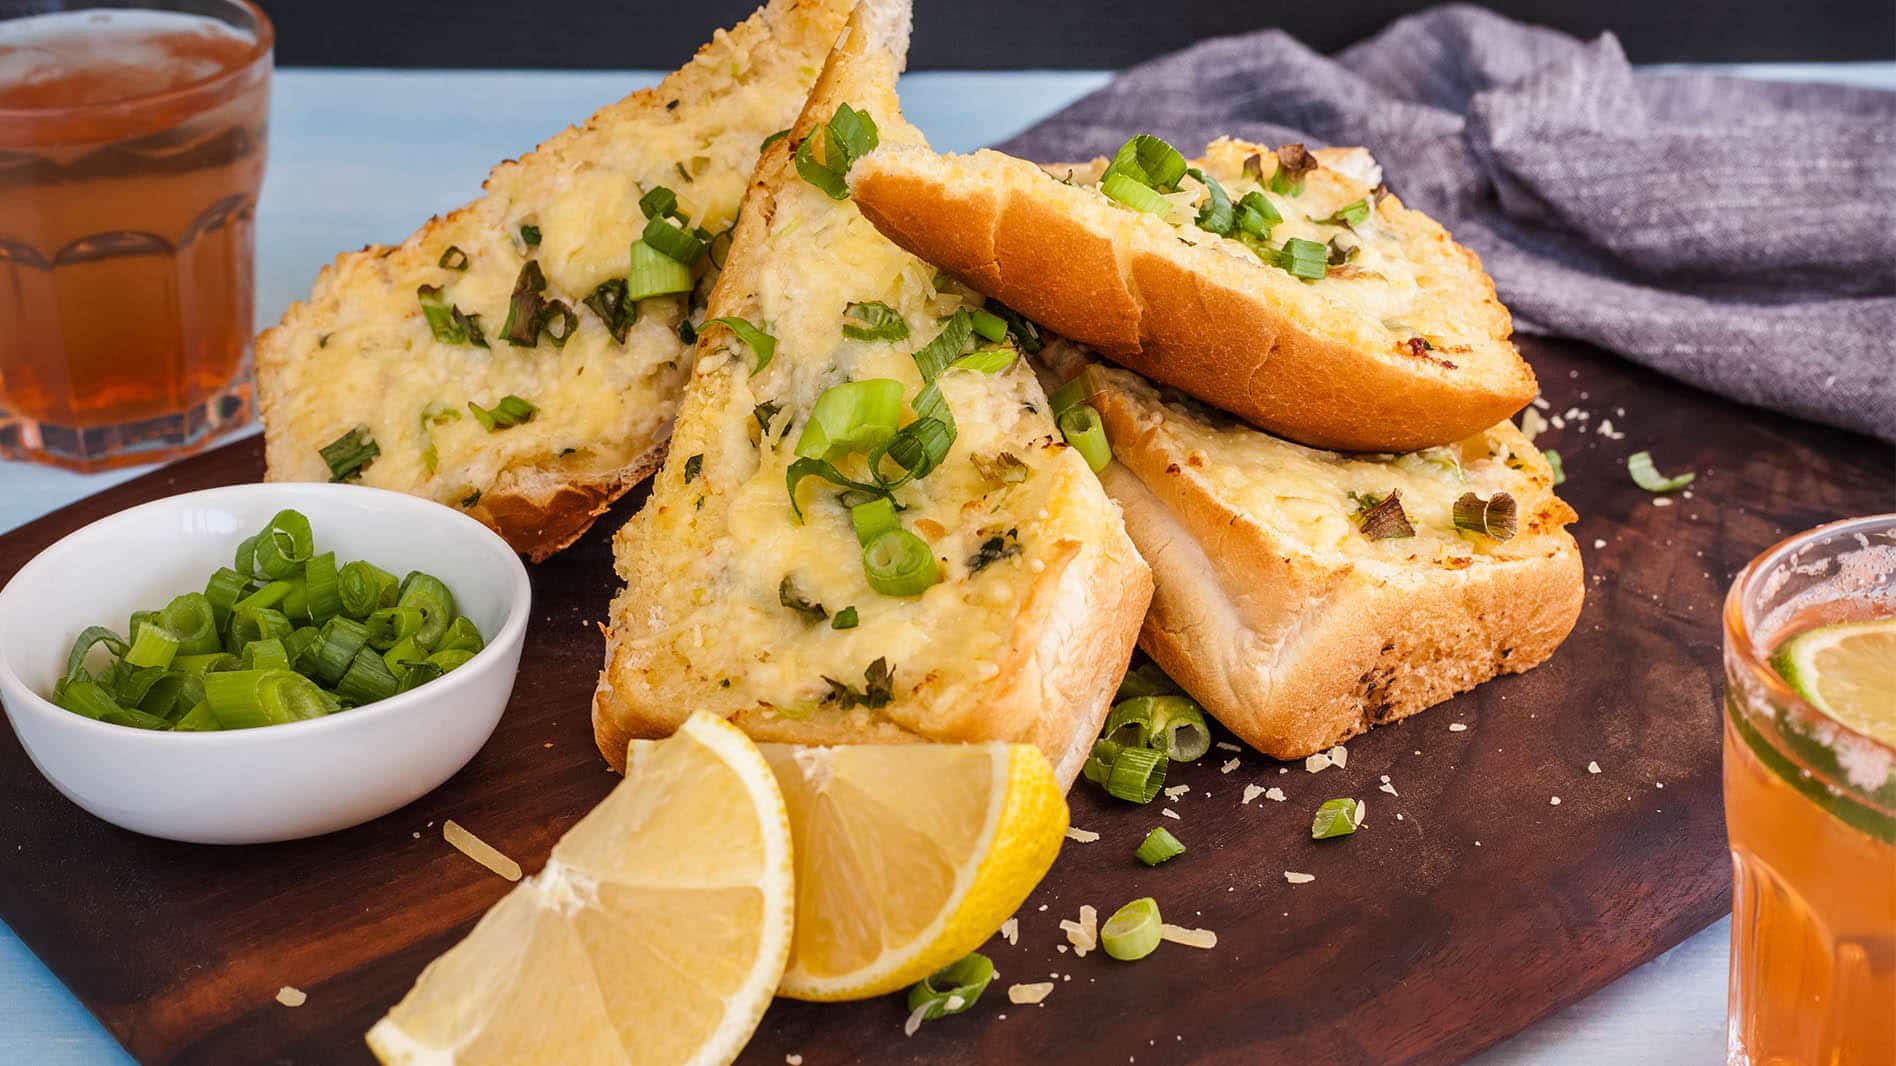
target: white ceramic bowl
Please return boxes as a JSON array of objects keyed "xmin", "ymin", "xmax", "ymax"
[{"xmin": 0, "ymin": 483, "xmax": 530, "ymax": 844}]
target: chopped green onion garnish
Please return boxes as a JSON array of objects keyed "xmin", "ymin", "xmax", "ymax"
[
  {"xmin": 173, "ymin": 702, "xmax": 219, "ymax": 731},
  {"xmin": 125, "ymin": 622, "xmax": 180, "ymax": 670},
  {"xmin": 1312, "ymin": 797, "xmax": 1364, "ymax": 839},
  {"xmin": 905, "ymin": 952, "xmax": 994, "ymax": 1023},
  {"xmin": 1116, "ymin": 662, "xmax": 1181, "ymax": 702},
  {"xmin": 1318, "ymin": 199, "xmax": 1370, "ymax": 228},
  {"xmin": 427, "ymin": 648, "xmax": 476, "ymax": 673},
  {"xmin": 1101, "ymin": 897, "xmax": 1163, "ymax": 961},
  {"xmin": 870, "ymin": 415, "xmax": 955, "ymax": 486},
  {"xmin": 468, "ymin": 395, "xmax": 537, "ymax": 432},
  {"xmin": 841, "ymin": 301, "xmax": 909, "ymax": 343},
  {"xmin": 204, "ymin": 568, "xmax": 246, "ymax": 630},
  {"xmin": 830, "ymin": 606, "xmax": 859, "ymax": 630},
  {"xmin": 583, "ymin": 278, "xmax": 636, "ymax": 343},
  {"xmin": 1188, "ymin": 166, "xmax": 1235, "ymax": 236},
  {"xmin": 1057, "ymin": 404, "xmax": 1111, "ymax": 472},
  {"xmin": 795, "ymin": 102, "xmax": 878, "ymax": 199},
  {"xmin": 1543, "ymin": 448, "xmax": 1566, "ymax": 486},
  {"xmin": 438, "ymin": 245, "xmax": 470, "ymax": 271},
  {"xmin": 302, "ymin": 553, "xmax": 342, "ymax": 624},
  {"xmin": 1452, "ymin": 491, "xmax": 1519, "ymax": 541},
  {"xmin": 364, "ymin": 606, "xmax": 426, "ymax": 651},
  {"xmin": 704, "ymin": 317, "xmax": 776, "ymax": 375},
  {"xmin": 1268, "ymin": 144, "xmax": 1317, "ymax": 196},
  {"xmin": 396, "ymin": 571, "xmax": 457, "ymax": 650},
  {"xmin": 639, "ymin": 186, "xmax": 679, "ymax": 221},
  {"xmin": 1135, "ymin": 827, "xmax": 1186, "ymax": 866},
  {"xmin": 1235, "ymin": 190, "xmax": 1281, "ymax": 237},
  {"xmin": 625, "ymin": 240, "xmax": 693, "ymax": 301},
  {"xmin": 760, "ymin": 128, "xmax": 790, "ymax": 152},
  {"xmin": 228, "ymin": 605, "xmax": 293, "ymax": 655},
  {"xmin": 435, "ymin": 616, "xmax": 485, "ymax": 656},
  {"xmin": 302, "ymin": 615, "xmax": 371, "ymax": 686},
  {"xmin": 1101, "ymin": 172, "xmax": 1172, "ymax": 218},
  {"xmin": 795, "ymin": 379, "xmax": 903, "ymax": 460},
  {"xmin": 1275, "ymin": 238, "xmax": 1330, "ymax": 281},
  {"xmin": 203, "ymin": 669, "xmax": 336, "ymax": 729},
  {"xmin": 415, "ymin": 285, "xmax": 486, "ymax": 347},
  {"xmin": 252, "ymin": 510, "xmax": 314, "ymax": 580},
  {"xmin": 1100, "ymin": 134, "xmax": 1187, "ymax": 192},
  {"xmin": 1048, "ymin": 370, "xmax": 1102, "ymax": 417},
  {"xmin": 968, "ymin": 308, "xmax": 1008, "ymax": 343},
  {"xmin": 682, "ymin": 453, "xmax": 703, "ymax": 484},
  {"xmin": 641, "ymin": 216, "xmax": 707, "ymax": 264},
  {"xmin": 242, "ymin": 637, "xmax": 290, "ymax": 671},
  {"xmin": 337, "ymin": 646, "xmax": 400, "ymax": 705},
  {"xmin": 862, "ymin": 529, "xmax": 938, "ymax": 597},
  {"xmin": 1082, "ymin": 737, "xmax": 1122, "ymax": 786},
  {"xmin": 784, "ymin": 457, "xmax": 890, "ymax": 523},
  {"xmin": 1103, "ymin": 698, "xmax": 1153, "ymax": 748},
  {"xmin": 986, "ymin": 300, "xmax": 1043, "ymax": 354},
  {"xmin": 1104, "ymin": 746, "xmax": 1168, "ymax": 804},
  {"xmin": 319, "ymin": 427, "xmax": 379, "ymax": 483},
  {"xmin": 338, "ymin": 561, "xmax": 399, "ymax": 620},
  {"xmin": 1628, "ymin": 450, "xmax": 1694, "ymax": 492},
  {"xmin": 908, "ymin": 310, "xmax": 976, "ymax": 384},
  {"xmin": 850, "ymin": 497, "xmax": 900, "ymax": 547},
  {"xmin": 778, "ymin": 576, "xmax": 828, "ymax": 624},
  {"xmin": 1355, "ymin": 490, "xmax": 1415, "ymax": 541},
  {"xmin": 1147, "ymin": 696, "xmax": 1210, "ymax": 761}
]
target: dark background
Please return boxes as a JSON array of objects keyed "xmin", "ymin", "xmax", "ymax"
[{"xmin": 261, "ymin": 0, "xmax": 1896, "ymax": 69}]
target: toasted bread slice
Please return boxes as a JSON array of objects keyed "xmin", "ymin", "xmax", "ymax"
[
  {"xmin": 255, "ymin": 0, "xmax": 853, "ymax": 560},
  {"xmin": 1039, "ymin": 342, "xmax": 1581, "ymax": 758},
  {"xmin": 592, "ymin": 0, "xmax": 1152, "ymax": 787},
  {"xmin": 850, "ymin": 138, "xmax": 1538, "ymax": 452}
]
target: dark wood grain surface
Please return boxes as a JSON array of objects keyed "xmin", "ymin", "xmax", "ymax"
[{"xmin": 0, "ymin": 337, "xmax": 1889, "ymax": 1065}]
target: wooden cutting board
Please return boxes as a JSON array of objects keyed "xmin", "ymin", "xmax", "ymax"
[{"xmin": 0, "ymin": 337, "xmax": 1887, "ymax": 1065}]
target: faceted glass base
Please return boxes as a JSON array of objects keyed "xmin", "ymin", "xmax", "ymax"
[{"xmin": 0, "ymin": 376, "xmax": 252, "ymax": 472}]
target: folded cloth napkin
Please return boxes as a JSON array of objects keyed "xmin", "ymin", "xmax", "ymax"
[{"xmin": 998, "ymin": 4, "xmax": 1896, "ymax": 443}]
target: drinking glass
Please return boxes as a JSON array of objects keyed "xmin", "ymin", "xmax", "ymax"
[
  {"xmin": 1722, "ymin": 513, "xmax": 1896, "ymax": 1066},
  {"xmin": 0, "ymin": 0, "xmax": 272, "ymax": 470}
]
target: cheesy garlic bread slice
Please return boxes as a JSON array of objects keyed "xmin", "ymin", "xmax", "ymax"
[
  {"xmin": 256, "ymin": 0, "xmax": 853, "ymax": 559},
  {"xmin": 593, "ymin": 0, "xmax": 1151, "ymax": 787},
  {"xmin": 1039, "ymin": 343, "xmax": 1582, "ymax": 759},
  {"xmin": 850, "ymin": 137, "xmax": 1538, "ymax": 453}
]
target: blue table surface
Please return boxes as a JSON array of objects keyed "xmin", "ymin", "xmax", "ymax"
[{"xmin": 2, "ymin": 61, "xmax": 1890, "ymax": 1065}]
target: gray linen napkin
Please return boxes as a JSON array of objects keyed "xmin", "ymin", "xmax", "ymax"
[{"xmin": 997, "ymin": 4, "xmax": 1896, "ymax": 442}]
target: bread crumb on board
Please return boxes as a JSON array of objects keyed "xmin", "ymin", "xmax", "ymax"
[
  {"xmin": 1001, "ymin": 917, "xmax": 1019, "ymax": 945},
  {"xmin": 1284, "ymin": 871, "xmax": 1315, "ymax": 884},
  {"xmin": 276, "ymin": 986, "xmax": 307, "ymax": 1008},
  {"xmin": 1158, "ymin": 924, "xmax": 1218, "ymax": 949},
  {"xmin": 1304, "ymin": 752, "xmax": 1333, "ymax": 773},
  {"xmin": 1241, "ymin": 784, "xmax": 1265, "ymax": 804},
  {"xmin": 1065, "ymin": 826, "xmax": 1100, "ymax": 843}
]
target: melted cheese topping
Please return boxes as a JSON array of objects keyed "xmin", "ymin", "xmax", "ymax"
[
  {"xmin": 1089, "ymin": 356, "xmax": 1558, "ymax": 569},
  {"xmin": 618, "ymin": 118, "xmax": 1112, "ymax": 735},
  {"xmin": 259, "ymin": 14, "xmax": 826, "ymax": 508},
  {"xmin": 1088, "ymin": 139, "xmax": 1426, "ymax": 338}
]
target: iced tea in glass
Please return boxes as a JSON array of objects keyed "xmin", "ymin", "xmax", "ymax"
[
  {"xmin": 0, "ymin": 0, "xmax": 271, "ymax": 470},
  {"xmin": 1723, "ymin": 513, "xmax": 1896, "ymax": 1066}
]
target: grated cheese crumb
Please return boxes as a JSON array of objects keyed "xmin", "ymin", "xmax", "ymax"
[
  {"xmin": 1283, "ymin": 871, "xmax": 1315, "ymax": 884},
  {"xmin": 1448, "ymin": 722, "xmax": 1468, "ymax": 732},
  {"xmin": 1588, "ymin": 761, "xmax": 1602, "ymax": 774},
  {"xmin": 1158, "ymin": 924, "xmax": 1217, "ymax": 949},
  {"xmin": 1242, "ymin": 784, "xmax": 1266, "ymax": 805},
  {"xmin": 1009, "ymin": 982, "xmax": 1055, "ymax": 1005},
  {"xmin": 1163, "ymin": 784, "xmax": 1190, "ymax": 800},
  {"xmin": 1593, "ymin": 538, "xmax": 1607, "ymax": 549},
  {"xmin": 904, "ymin": 1001, "xmax": 931, "ymax": 1036},
  {"xmin": 1304, "ymin": 753, "xmax": 1333, "ymax": 773},
  {"xmin": 1265, "ymin": 787, "xmax": 1287, "ymax": 802},
  {"xmin": 444, "ymin": 820, "xmax": 522, "ymax": 882},
  {"xmin": 1550, "ymin": 796, "xmax": 1562, "ymax": 806},
  {"xmin": 1215, "ymin": 741, "xmax": 1243, "ymax": 752},
  {"xmin": 276, "ymin": 986, "xmax": 307, "ymax": 1008},
  {"xmin": 1161, "ymin": 808, "xmax": 1181, "ymax": 821},
  {"xmin": 1065, "ymin": 827, "xmax": 1100, "ymax": 843},
  {"xmin": 788, "ymin": 1057, "xmax": 803, "ymax": 1065},
  {"xmin": 1352, "ymin": 799, "xmax": 1368, "ymax": 828},
  {"xmin": 1001, "ymin": 917, "xmax": 1018, "ymax": 945},
  {"xmin": 1327, "ymin": 745, "xmax": 1348, "ymax": 769},
  {"xmin": 1220, "ymin": 758, "xmax": 1240, "ymax": 774}
]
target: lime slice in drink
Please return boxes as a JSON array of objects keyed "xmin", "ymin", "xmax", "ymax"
[{"xmin": 1770, "ymin": 619, "xmax": 1896, "ymax": 748}]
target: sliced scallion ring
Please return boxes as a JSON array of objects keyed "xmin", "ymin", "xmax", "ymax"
[
  {"xmin": 794, "ymin": 379, "xmax": 903, "ymax": 460},
  {"xmin": 318, "ymin": 427, "xmax": 379, "ymax": 483},
  {"xmin": 704, "ymin": 316, "xmax": 776, "ymax": 375},
  {"xmin": 1103, "ymin": 698, "xmax": 1154, "ymax": 748},
  {"xmin": 338, "ymin": 561, "xmax": 399, "ymax": 620},
  {"xmin": 1057, "ymin": 404, "xmax": 1112, "ymax": 472},
  {"xmin": 159, "ymin": 592, "xmax": 222, "ymax": 655},
  {"xmin": 1101, "ymin": 897, "xmax": 1163, "ymax": 961},
  {"xmin": 862, "ymin": 529, "xmax": 938, "ymax": 597},
  {"xmin": 1452, "ymin": 491, "xmax": 1518, "ymax": 541},
  {"xmin": 1104, "ymin": 746, "xmax": 1167, "ymax": 804},
  {"xmin": 841, "ymin": 301, "xmax": 909, "ymax": 342},
  {"xmin": 1101, "ymin": 172, "xmax": 1172, "ymax": 218},
  {"xmin": 641, "ymin": 216, "xmax": 707, "ymax": 264},
  {"xmin": 396, "ymin": 572, "xmax": 457, "ymax": 650},
  {"xmin": 626, "ymin": 240, "xmax": 693, "ymax": 301},
  {"xmin": 1543, "ymin": 448, "xmax": 1566, "ymax": 486},
  {"xmin": 302, "ymin": 552, "xmax": 342, "ymax": 623},
  {"xmin": 850, "ymin": 497, "xmax": 900, "ymax": 547},
  {"xmin": 203, "ymin": 669, "xmax": 336, "ymax": 730},
  {"xmin": 1628, "ymin": 450, "xmax": 1694, "ymax": 493},
  {"xmin": 905, "ymin": 952, "xmax": 994, "ymax": 1023},
  {"xmin": 337, "ymin": 647, "xmax": 400, "ymax": 705},
  {"xmin": 1135, "ymin": 826, "xmax": 1186, "ymax": 866},
  {"xmin": 1100, "ymin": 134, "xmax": 1187, "ymax": 192},
  {"xmin": 1188, "ymin": 166, "xmax": 1235, "ymax": 236},
  {"xmin": 968, "ymin": 307, "xmax": 1008, "ymax": 343},
  {"xmin": 124, "ymin": 622, "xmax": 181, "ymax": 670},
  {"xmin": 1311, "ymin": 797, "xmax": 1363, "ymax": 839}
]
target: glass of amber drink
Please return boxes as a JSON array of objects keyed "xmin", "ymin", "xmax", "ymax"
[
  {"xmin": 0, "ymin": 0, "xmax": 271, "ymax": 470},
  {"xmin": 1723, "ymin": 513, "xmax": 1896, "ymax": 1066}
]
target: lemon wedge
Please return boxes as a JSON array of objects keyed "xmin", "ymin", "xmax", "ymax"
[
  {"xmin": 1772, "ymin": 618, "xmax": 1896, "ymax": 747},
  {"xmin": 764, "ymin": 742, "xmax": 1068, "ymax": 1001},
  {"xmin": 367, "ymin": 712, "xmax": 794, "ymax": 1066}
]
